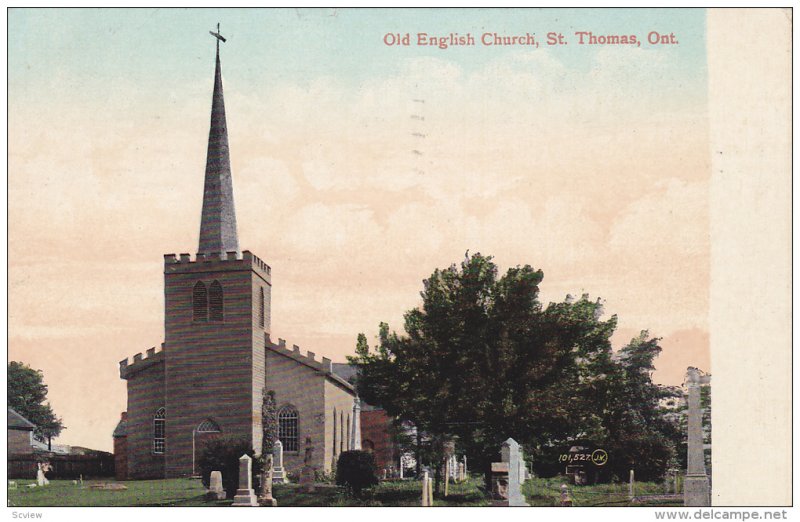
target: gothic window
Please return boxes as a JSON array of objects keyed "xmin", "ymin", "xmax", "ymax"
[
  {"xmin": 196, "ymin": 419, "xmax": 221, "ymax": 433},
  {"xmin": 339, "ymin": 411, "xmax": 345, "ymax": 454},
  {"xmin": 346, "ymin": 413, "xmax": 351, "ymax": 450},
  {"xmin": 278, "ymin": 405, "xmax": 298, "ymax": 452},
  {"xmin": 153, "ymin": 408, "xmax": 165, "ymax": 454},
  {"xmin": 193, "ymin": 281, "xmax": 208, "ymax": 322},
  {"xmin": 209, "ymin": 281, "xmax": 223, "ymax": 322},
  {"xmin": 259, "ymin": 287, "xmax": 265, "ymax": 329}
]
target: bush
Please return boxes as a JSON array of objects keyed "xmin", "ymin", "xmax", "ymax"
[
  {"xmin": 198, "ymin": 435, "xmax": 262, "ymax": 499},
  {"xmin": 336, "ymin": 450, "xmax": 378, "ymax": 498}
]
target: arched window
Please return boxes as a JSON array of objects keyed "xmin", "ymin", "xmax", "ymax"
[
  {"xmin": 278, "ymin": 406, "xmax": 298, "ymax": 452},
  {"xmin": 339, "ymin": 411, "xmax": 345, "ymax": 454},
  {"xmin": 259, "ymin": 287, "xmax": 265, "ymax": 329},
  {"xmin": 209, "ymin": 281, "xmax": 223, "ymax": 322},
  {"xmin": 196, "ymin": 419, "xmax": 221, "ymax": 433},
  {"xmin": 193, "ymin": 282, "xmax": 207, "ymax": 322},
  {"xmin": 153, "ymin": 408, "xmax": 165, "ymax": 454}
]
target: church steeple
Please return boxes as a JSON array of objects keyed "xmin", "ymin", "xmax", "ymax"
[{"xmin": 198, "ymin": 25, "xmax": 239, "ymax": 257}]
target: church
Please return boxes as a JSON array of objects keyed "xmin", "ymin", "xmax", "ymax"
[{"xmin": 113, "ymin": 31, "xmax": 394, "ymax": 480}]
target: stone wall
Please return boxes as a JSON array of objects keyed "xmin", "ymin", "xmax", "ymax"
[
  {"xmin": 114, "ymin": 436, "xmax": 128, "ymax": 480},
  {"xmin": 124, "ymin": 359, "xmax": 165, "ymax": 479},
  {"xmin": 264, "ymin": 348, "xmax": 326, "ymax": 476},
  {"xmin": 324, "ymin": 379, "xmax": 358, "ymax": 473}
]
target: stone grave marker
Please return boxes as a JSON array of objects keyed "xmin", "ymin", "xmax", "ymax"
[
  {"xmin": 232, "ymin": 454, "xmax": 258, "ymax": 506},
  {"xmin": 206, "ymin": 470, "xmax": 226, "ymax": 500},
  {"xmin": 272, "ymin": 440, "xmax": 286, "ymax": 484},
  {"xmin": 299, "ymin": 437, "xmax": 316, "ymax": 493},
  {"xmin": 684, "ymin": 367, "xmax": 711, "ymax": 506},
  {"xmin": 491, "ymin": 438, "xmax": 529, "ymax": 506}
]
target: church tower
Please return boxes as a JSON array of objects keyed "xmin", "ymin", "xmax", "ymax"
[
  {"xmin": 162, "ymin": 31, "xmax": 271, "ymax": 477},
  {"xmin": 118, "ymin": 27, "xmax": 372, "ymax": 481}
]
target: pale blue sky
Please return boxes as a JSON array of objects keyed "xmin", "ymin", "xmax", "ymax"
[{"xmin": 9, "ymin": 8, "xmax": 706, "ymax": 106}]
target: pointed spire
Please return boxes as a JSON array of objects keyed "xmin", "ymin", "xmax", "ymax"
[{"xmin": 198, "ymin": 26, "xmax": 239, "ymax": 257}]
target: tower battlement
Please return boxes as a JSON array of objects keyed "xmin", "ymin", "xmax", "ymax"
[
  {"xmin": 163, "ymin": 250, "xmax": 271, "ymax": 281},
  {"xmin": 120, "ymin": 343, "xmax": 165, "ymax": 379}
]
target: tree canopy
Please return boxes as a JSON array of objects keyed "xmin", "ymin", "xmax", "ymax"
[
  {"xmin": 8, "ymin": 361, "xmax": 64, "ymax": 443},
  {"xmin": 348, "ymin": 253, "xmax": 681, "ymax": 483}
]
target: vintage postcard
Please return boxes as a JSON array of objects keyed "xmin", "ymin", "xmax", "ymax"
[{"xmin": 6, "ymin": 7, "xmax": 792, "ymax": 514}]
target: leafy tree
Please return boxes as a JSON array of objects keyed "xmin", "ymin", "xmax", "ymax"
[
  {"xmin": 349, "ymin": 253, "xmax": 679, "ymax": 486},
  {"xmin": 599, "ymin": 332, "xmax": 683, "ymax": 481},
  {"xmin": 7, "ymin": 361, "xmax": 64, "ymax": 448}
]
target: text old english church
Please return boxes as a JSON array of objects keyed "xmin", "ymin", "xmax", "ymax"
[{"xmin": 113, "ymin": 30, "xmax": 393, "ymax": 480}]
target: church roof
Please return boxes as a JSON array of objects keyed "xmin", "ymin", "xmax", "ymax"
[
  {"xmin": 8, "ymin": 407, "xmax": 36, "ymax": 430},
  {"xmin": 331, "ymin": 363, "xmax": 357, "ymax": 383},
  {"xmin": 198, "ymin": 34, "xmax": 239, "ymax": 257},
  {"xmin": 112, "ymin": 418, "xmax": 127, "ymax": 438}
]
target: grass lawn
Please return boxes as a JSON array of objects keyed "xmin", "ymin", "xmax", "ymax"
[
  {"xmin": 8, "ymin": 478, "xmax": 222, "ymax": 507},
  {"xmin": 8, "ymin": 475, "xmax": 681, "ymax": 507},
  {"xmin": 523, "ymin": 476, "xmax": 684, "ymax": 507}
]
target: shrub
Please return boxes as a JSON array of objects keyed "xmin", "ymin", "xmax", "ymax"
[
  {"xmin": 336, "ymin": 450, "xmax": 378, "ymax": 498},
  {"xmin": 198, "ymin": 435, "xmax": 262, "ymax": 499}
]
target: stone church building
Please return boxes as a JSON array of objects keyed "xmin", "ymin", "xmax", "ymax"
[{"xmin": 114, "ymin": 37, "xmax": 391, "ymax": 479}]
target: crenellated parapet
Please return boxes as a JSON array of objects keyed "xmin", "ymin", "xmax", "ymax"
[
  {"xmin": 120, "ymin": 343, "xmax": 165, "ymax": 379},
  {"xmin": 266, "ymin": 335, "xmax": 352, "ymax": 392},
  {"xmin": 163, "ymin": 249, "xmax": 271, "ymax": 282}
]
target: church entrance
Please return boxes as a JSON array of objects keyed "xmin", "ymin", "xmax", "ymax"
[{"xmin": 192, "ymin": 419, "xmax": 222, "ymax": 476}]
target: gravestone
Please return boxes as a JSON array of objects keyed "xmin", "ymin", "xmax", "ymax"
[
  {"xmin": 421, "ymin": 471, "xmax": 433, "ymax": 506},
  {"xmin": 492, "ymin": 438, "xmax": 529, "ymax": 506},
  {"xmin": 232, "ymin": 454, "xmax": 258, "ymax": 506},
  {"xmin": 629, "ymin": 469, "xmax": 635, "ymax": 499},
  {"xmin": 206, "ymin": 470, "xmax": 226, "ymax": 500},
  {"xmin": 36, "ymin": 462, "xmax": 50, "ymax": 486},
  {"xmin": 299, "ymin": 437, "xmax": 316, "ymax": 493},
  {"xmin": 684, "ymin": 367, "xmax": 711, "ymax": 506},
  {"xmin": 560, "ymin": 484, "xmax": 572, "ymax": 506},
  {"xmin": 272, "ymin": 440, "xmax": 286, "ymax": 484}
]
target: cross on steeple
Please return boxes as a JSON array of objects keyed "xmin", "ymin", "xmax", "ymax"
[{"xmin": 209, "ymin": 23, "xmax": 226, "ymax": 52}]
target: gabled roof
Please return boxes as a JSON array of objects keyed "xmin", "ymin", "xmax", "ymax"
[{"xmin": 8, "ymin": 407, "xmax": 36, "ymax": 430}]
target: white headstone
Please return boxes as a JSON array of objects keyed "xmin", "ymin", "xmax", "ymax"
[
  {"xmin": 500, "ymin": 438, "xmax": 529, "ymax": 506},
  {"xmin": 231, "ymin": 454, "xmax": 258, "ymax": 506},
  {"xmin": 207, "ymin": 470, "xmax": 225, "ymax": 500},
  {"xmin": 272, "ymin": 440, "xmax": 286, "ymax": 483}
]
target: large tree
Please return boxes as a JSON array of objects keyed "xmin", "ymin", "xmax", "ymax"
[
  {"xmin": 8, "ymin": 361, "xmax": 64, "ymax": 448},
  {"xmin": 349, "ymin": 253, "xmax": 678, "ymax": 486}
]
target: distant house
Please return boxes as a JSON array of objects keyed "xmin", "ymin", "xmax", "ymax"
[{"xmin": 8, "ymin": 407, "xmax": 35, "ymax": 455}]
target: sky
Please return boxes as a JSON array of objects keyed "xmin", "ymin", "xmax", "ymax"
[{"xmin": 8, "ymin": 8, "xmax": 710, "ymax": 451}]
